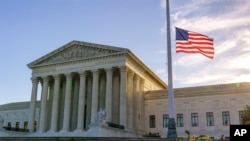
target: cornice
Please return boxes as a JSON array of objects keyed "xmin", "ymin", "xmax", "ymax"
[
  {"xmin": 126, "ymin": 52, "xmax": 167, "ymax": 89},
  {"xmin": 144, "ymin": 82, "xmax": 250, "ymax": 100}
]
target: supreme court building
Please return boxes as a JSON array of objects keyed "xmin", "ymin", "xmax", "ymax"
[
  {"xmin": 27, "ymin": 40, "xmax": 166, "ymax": 136},
  {"xmin": 0, "ymin": 40, "xmax": 250, "ymax": 139}
]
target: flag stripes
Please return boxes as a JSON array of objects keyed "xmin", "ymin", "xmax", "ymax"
[{"xmin": 176, "ymin": 28, "xmax": 214, "ymax": 59}]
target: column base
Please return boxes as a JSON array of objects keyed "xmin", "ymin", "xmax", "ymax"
[
  {"xmin": 74, "ymin": 128, "xmax": 84, "ymax": 132},
  {"xmin": 167, "ymin": 118, "xmax": 178, "ymax": 139},
  {"xmin": 60, "ymin": 129, "xmax": 70, "ymax": 133},
  {"xmin": 47, "ymin": 130, "xmax": 57, "ymax": 134}
]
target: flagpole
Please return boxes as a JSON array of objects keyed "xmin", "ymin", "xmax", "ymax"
[{"xmin": 166, "ymin": 0, "xmax": 177, "ymax": 139}]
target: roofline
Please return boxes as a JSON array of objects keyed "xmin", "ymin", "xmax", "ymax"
[
  {"xmin": 27, "ymin": 40, "xmax": 130, "ymax": 68},
  {"xmin": 127, "ymin": 51, "xmax": 167, "ymax": 89}
]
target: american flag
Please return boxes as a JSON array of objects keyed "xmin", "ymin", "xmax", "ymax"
[{"xmin": 175, "ymin": 27, "xmax": 214, "ymax": 59}]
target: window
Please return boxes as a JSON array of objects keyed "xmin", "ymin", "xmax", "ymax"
[
  {"xmin": 206, "ymin": 112, "xmax": 214, "ymax": 126},
  {"xmin": 177, "ymin": 114, "xmax": 184, "ymax": 127},
  {"xmin": 163, "ymin": 114, "xmax": 169, "ymax": 128},
  {"xmin": 7, "ymin": 122, "xmax": 11, "ymax": 130},
  {"xmin": 149, "ymin": 115, "xmax": 155, "ymax": 128},
  {"xmin": 34, "ymin": 121, "xmax": 37, "ymax": 131},
  {"xmin": 191, "ymin": 113, "xmax": 199, "ymax": 127},
  {"xmin": 239, "ymin": 111, "xmax": 244, "ymax": 124},
  {"xmin": 24, "ymin": 121, "xmax": 28, "ymax": 132},
  {"xmin": 16, "ymin": 122, "xmax": 20, "ymax": 131},
  {"xmin": 222, "ymin": 111, "xmax": 230, "ymax": 126}
]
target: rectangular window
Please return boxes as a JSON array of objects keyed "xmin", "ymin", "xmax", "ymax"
[
  {"xmin": 7, "ymin": 122, "xmax": 11, "ymax": 130},
  {"xmin": 24, "ymin": 121, "xmax": 28, "ymax": 132},
  {"xmin": 16, "ymin": 122, "xmax": 20, "ymax": 131},
  {"xmin": 149, "ymin": 115, "xmax": 155, "ymax": 128},
  {"xmin": 239, "ymin": 111, "xmax": 244, "ymax": 124},
  {"xmin": 206, "ymin": 112, "xmax": 214, "ymax": 126},
  {"xmin": 34, "ymin": 121, "xmax": 37, "ymax": 131},
  {"xmin": 191, "ymin": 113, "xmax": 199, "ymax": 127},
  {"xmin": 222, "ymin": 111, "xmax": 230, "ymax": 126},
  {"xmin": 177, "ymin": 113, "xmax": 184, "ymax": 127},
  {"xmin": 163, "ymin": 114, "xmax": 169, "ymax": 128}
]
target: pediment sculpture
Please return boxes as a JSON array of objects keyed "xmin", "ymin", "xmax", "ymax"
[{"xmin": 36, "ymin": 44, "xmax": 118, "ymax": 65}]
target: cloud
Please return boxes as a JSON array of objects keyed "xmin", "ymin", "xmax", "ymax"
[
  {"xmin": 156, "ymin": 49, "xmax": 167, "ymax": 55},
  {"xmin": 172, "ymin": 1, "xmax": 250, "ymax": 33},
  {"xmin": 160, "ymin": 0, "xmax": 166, "ymax": 9},
  {"xmin": 155, "ymin": 68, "xmax": 168, "ymax": 83},
  {"xmin": 174, "ymin": 42, "xmax": 250, "ymax": 87},
  {"xmin": 159, "ymin": 0, "xmax": 250, "ymax": 88}
]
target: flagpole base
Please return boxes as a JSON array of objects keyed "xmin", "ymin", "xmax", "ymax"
[{"xmin": 167, "ymin": 118, "xmax": 178, "ymax": 139}]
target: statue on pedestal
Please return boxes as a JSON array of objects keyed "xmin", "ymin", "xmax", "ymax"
[
  {"xmin": 96, "ymin": 108, "xmax": 106, "ymax": 124},
  {"xmin": 89, "ymin": 108, "xmax": 107, "ymax": 128}
]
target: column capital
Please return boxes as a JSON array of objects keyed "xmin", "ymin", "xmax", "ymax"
[
  {"xmin": 91, "ymin": 69, "xmax": 99, "ymax": 74},
  {"xmin": 53, "ymin": 74, "xmax": 61, "ymax": 79},
  {"xmin": 41, "ymin": 75, "xmax": 49, "ymax": 79},
  {"xmin": 134, "ymin": 74, "xmax": 140, "ymax": 81},
  {"xmin": 41, "ymin": 76, "xmax": 49, "ymax": 83},
  {"xmin": 105, "ymin": 67, "xmax": 113, "ymax": 73},
  {"xmin": 128, "ymin": 70, "xmax": 134, "ymax": 77},
  {"xmin": 79, "ymin": 71, "xmax": 87, "ymax": 76},
  {"xmin": 30, "ymin": 77, "xmax": 38, "ymax": 84},
  {"xmin": 64, "ymin": 73, "xmax": 72, "ymax": 78},
  {"xmin": 119, "ymin": 65, "xmax": 129, "ymax": 72}
]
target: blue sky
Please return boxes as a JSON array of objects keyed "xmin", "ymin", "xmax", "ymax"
[{"xmin": 0, "ymin": 0, "xmax": 249, "ymax": 105}]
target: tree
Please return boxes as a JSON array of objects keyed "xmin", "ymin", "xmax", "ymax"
[{"xmin": 241, "ymin": 105, "xmax": 250, "ymax": 125}]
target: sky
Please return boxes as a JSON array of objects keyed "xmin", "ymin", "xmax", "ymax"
[{"xmin": 0, "ymin": 0, "xmax": 249, "ymax": 105}]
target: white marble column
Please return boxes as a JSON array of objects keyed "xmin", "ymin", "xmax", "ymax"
[
  {"xmin": 127, "ymin": 70, "xmax": 134, "ymax": 130},
  {"xmin": 28, "ymin": 77, "xmax": 38, "ymax": 133},
  {"xmin": 62, "ymin": 73, "xmax": 72, "ymax": 132},
  {"xmin": 39, "ymin": 76, "xmax": 49, "ymax": 132},
  {"xmin": 138, "ymin": 78, "xmax": 144, "ymax": 131},
  {"xmin": 133, "ymin": 75, "xmax": 140, "ymax": 130},
  {"xmin": 91, "ymin": 69, "xmax": 99, "ymax": 123},
  {"xmin": 50, "ymin": 74, "xmax": 60, "ymax": 132},
  {"xmin": 76, "ymin": 71, "xmax": 86, "ymax": 131},
  {"xmin": 119, "ymin": 66, "xmax": 128, "ymax": 127},
  {"xmin": 105, "ymin": 67, "xmax": 113, "ymax": 122}
]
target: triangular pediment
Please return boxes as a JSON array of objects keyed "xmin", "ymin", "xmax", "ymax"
[{"xmin": 28, "ymin": 40, "xmax": 129, "ymax": 68}]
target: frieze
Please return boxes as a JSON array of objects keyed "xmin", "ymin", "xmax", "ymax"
[{"xmin": 32, "ymin": 55, "xmax": 124, "ymax": 75}]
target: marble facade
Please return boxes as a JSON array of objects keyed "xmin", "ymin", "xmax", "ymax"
[{"xmin": 26, "ymin": 40, "xmax": 166, "ymax": 135}]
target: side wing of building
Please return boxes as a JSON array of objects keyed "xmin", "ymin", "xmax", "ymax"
[{"xmin": 144, "ymin": 82, "xmax": 250, "ymax": 139}]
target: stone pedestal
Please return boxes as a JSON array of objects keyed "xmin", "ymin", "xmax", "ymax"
[{"xmin": 167, "ymin": 118, "xmax": 178, "ymax": 139}]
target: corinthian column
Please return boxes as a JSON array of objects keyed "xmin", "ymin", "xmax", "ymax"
[
  {"xmin": 62, "ymin": 73, "xmax": 72, "ymax": 132},
  {"xmin": 76, "ymin": 71, "xmax": 86, "ymax": 131},
  {"xmin": 119, "ymin": 66, "xmax": 128, "ymax": 127},
  {"xmin": 127, "ymin": 70, "xmax": 134, "ymax": 130},
  {"xmin": 28, "ymin": 77, "xmax": 38, "ymax": 133},
  {"xmin": 39, "ymin": 76, "xmax": 49, "ymax": 132},
  {"xmin": 105, "ymin": 67, "xmax": 113, "ymax": 122},
  {"xmin": 139, "ymin": 79, "xmax": 145, "ymax": 131},
  {"xmin": 133, "ymin": 75, "xmax": 140, "ymax": 130},
  {"xmin": 91, "ymin": 69, "xmax": 99, "ymax": 123},
  {"xmin": 50, "ymin": 74, "xmax": 60, "ymax": 132}
]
